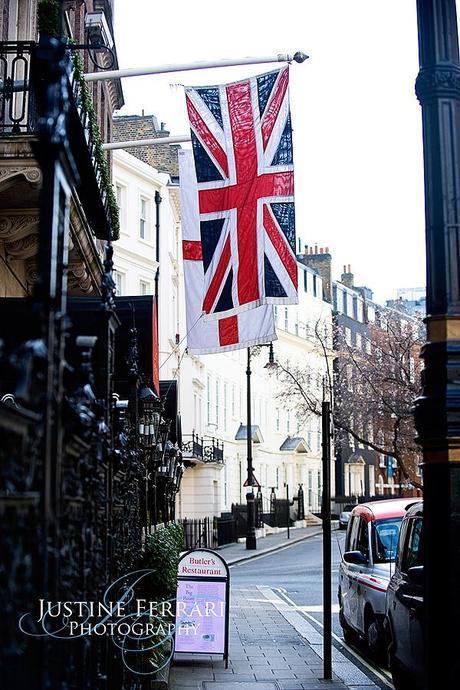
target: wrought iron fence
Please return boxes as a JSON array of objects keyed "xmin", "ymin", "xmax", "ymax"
[
  {"xmin": 216, "ymin": 515, "xmax": 237, "ymax": 546},
  {"xmin": 179, "ymin": 516, "xmax": 218, "ymax": 549}
]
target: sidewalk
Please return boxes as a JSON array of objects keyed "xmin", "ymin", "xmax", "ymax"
[
  {"xmin": 170, "ymin": 586, "xmax": 380, "ymax": 690},
  {"xmin": 216, "ymin": 525, "xmax": 330, "ymax": 566}
]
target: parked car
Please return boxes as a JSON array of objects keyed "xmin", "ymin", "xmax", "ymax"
[
  {"xmin": 339, "ymin": 504, "xmax": 357, "ymax": 530},
  {"xmin": 338, "ymin": 498, "xmax": 415, "ymax": 658},
  {"xmin": 385, "ymin": 501, "xmax": 424, "ymax": 690}
]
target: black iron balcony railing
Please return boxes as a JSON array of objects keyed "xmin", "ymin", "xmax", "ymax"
[
  {"xmin": 0, "ymin": 42, "xmax": 37, "ymax": 134},
  {"xmin": 182, "ymin": 431, "xmax": 203, "ymax": 460},
  {"xmin": 182, "ymin": 432, "xmax": 224, "ymax": 464},
  {"xmin": 0, "ymin": 40, "xmax": 114, "ymax": 240},
  {"xmin": 203, "ymin": 436, "xmax": 224, "ymax": 463}
]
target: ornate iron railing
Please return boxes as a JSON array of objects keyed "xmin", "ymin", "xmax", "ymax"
[
  {"xmin": 203, "ymin": 436, "xmax": 224, "ymax": 463},
  {"xmin": 0, "ymin": 41, "xmax": 37, "ymax": 134},
  {"xmin": 182, "ymin": 431, "xmax": 203, "ymax": 460},
  {"xmin": 182, "ymin": 432, "xmax": 224, "ymax": 464}
]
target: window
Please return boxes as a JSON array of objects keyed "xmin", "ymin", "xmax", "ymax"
[
  {"xmin": 207, "ymin": 375, "xmax": 211, "ymax": 424},
  {"xmin": 223, "ymin": 382, "xmax": 228, "ymax": 431},
  {"xmin": 356, "ymin": 332, "xmax": 362, "ymax": 350},
  {"xmin": 113, "ymin": 270, "xmax": 124, "ymax": 296},
  {"xmin": 276, "ymin": 408, "xmax": 280, "ymax": 432},
  {"xmin": 284, "ymin": 308, "xmax": 289, "ymax": 331},
  {"xmin": 231, "ymin": 384, "xmax": 236, "ymax": 418},
  {"xmin": 313, "ymin": 274, "xmax": 317, "ymax": 297},
  {"xmin": 332, "ymin": 284, "xmax": 337, "ymax": 310},
  {"xmin": 139, "ymin": 197, "xmax": 150, "ymax": 240},
  {"xmin": 304, "ymin": 270, "xmax": 308, "ymax": 292},
  {"xmin": 353, "ymin": 295, "xmax": 358, "ymax": 320},
  {"xmin": 115, "ymin": 183, "xmax": 126, "ymax": 232},
  {"xmin": 215, "ymin": 379, "xmax": 220, "ymax": 427},
  {"xmin": 373, "ymin": 518, "xmax": 403, "ymax": 563},
  {"xmin": 356, "ymin": 518, "xmax": 370, "ymax": 562},
  {"xmin": 139, "ymin": 280, "xmax": 151, "ymax": 295},
  {"xmin": 345, "ymin": 327, "xmax": 352, "ymax": 346},
  {"xmin": 346, "ymin": 516, "xmax": 360, "ymax": 551},
  {"xmin": 287, "ymin": 411, "xmax": 290, "ymax": 433},
  {"xmin": 274, "ymin": 306, "xmax": 278, "ymax": 325},
  {"xmin": 402, "ymin": 517, "xmax": 424, "ymax": 572}
]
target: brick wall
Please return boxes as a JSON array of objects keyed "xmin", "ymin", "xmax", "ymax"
[
  {"xmin": 112, "ymin": 115, "xmax": 180, "ymax": 177},
  {"xmin": 297, "ymin": 246, "xmax": 332, "ymax": 303}
]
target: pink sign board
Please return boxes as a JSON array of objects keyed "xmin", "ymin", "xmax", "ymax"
[{"xmin": 175, "ymin": 579, "xmax": 227, "ymax": 654}]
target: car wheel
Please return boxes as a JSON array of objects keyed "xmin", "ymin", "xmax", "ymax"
[{"xmin": 365, "ymin": 612, "xmax": 384, "ymax": 661}]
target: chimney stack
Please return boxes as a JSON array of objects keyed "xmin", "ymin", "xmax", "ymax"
[
  {"xmin": 297, "ymin": 244, "xmax": 333, "ymax": 303},
  {"xmin": 341, "ymin": 264, "xmax": 354, "ymax": 289}
]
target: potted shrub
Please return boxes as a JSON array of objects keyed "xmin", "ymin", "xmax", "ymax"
[{"xmin": 142, "ymin": 524, "xmax": 184, "ymax": 688}]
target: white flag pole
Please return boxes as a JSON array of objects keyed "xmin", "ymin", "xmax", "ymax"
[
  {"xmin": 84, "ymin": 51, "xmax": 308, "ymax": 82},
  {"xmin": 102, "ymin": 135, "xmax": 191, "ymax": 151}
]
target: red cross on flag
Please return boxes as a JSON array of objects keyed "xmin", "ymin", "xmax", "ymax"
[
  {"xmin": 185, "ymin": 66, "xmax": 298, "ymax": 321},
  {"xmin": 179, "ymin": 150, "xmax": 276, "ymax": 354}
]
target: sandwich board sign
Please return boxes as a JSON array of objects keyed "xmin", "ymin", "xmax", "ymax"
[{"xmin": 174, "ymin": 548, "xmax": 230, "ymax": 667}]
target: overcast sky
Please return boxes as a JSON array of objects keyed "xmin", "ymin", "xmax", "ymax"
[{"xmin": 113, "ymin": 1, "xmax": 427, "ymax": 304}]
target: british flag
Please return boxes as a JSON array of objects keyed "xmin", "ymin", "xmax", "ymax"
[{"xmin": 184, "ymin": 66, "xmax": 298, "ymax": 321}]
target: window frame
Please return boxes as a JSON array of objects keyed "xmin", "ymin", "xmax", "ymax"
[{"xmin": 139, "ymin": 195, "xmax": 151, "ymax": 242}]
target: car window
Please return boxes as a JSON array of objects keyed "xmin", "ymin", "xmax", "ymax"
[
  {"xmin": 344, "ymin": 504, "xmax": 355, "ymax": 512},
  {"xmin": 356, "ymin": 518, "xmax": 369, "ymax": 561},
  {"xmin": 395, "ymin": 516, "xmax": 409, "ymax": 570},
  {"xmin": 402, "ymin": 517, "xmax": 424, "ymax": 572},
  {"xmin": 346, "ymin": 515, "xmax": 359, "ymax": 551},
  {"xmin": 372, "ymin": 517, "xmax": 402, "ymax": 563}
]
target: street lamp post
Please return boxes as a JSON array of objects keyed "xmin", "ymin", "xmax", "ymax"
[
  {"xmin": 245, "ymin": 342, "xmax": 276, "ymax": 550},
  {"xmin": 245, "ymin": 347, "xmax": 257, "ymax": 550},
  {"xmin": 414, "ymin": 1, "xmax": 460, "ymax": 687},
  {"xmin": 321, "ymin": 397, "xmax": 332, "ymax": 681}
]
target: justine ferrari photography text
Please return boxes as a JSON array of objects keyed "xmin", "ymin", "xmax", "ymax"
[{"xmin": 20, "ymin": 597, "xmax": 225, "ymax": 638}]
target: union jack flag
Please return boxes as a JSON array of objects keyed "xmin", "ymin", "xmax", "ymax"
[{"xmin": 184, "ymin": 66, "xmax": 298, "ymax": 321}]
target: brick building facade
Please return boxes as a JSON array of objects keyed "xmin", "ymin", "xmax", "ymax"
[{"xmin": 113, "ymin": 114, "xmax": 180, "ymax": 177}]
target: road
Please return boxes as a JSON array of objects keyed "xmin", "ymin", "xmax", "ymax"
[
  {"xmin": 231, "ymin": 529, "xmax": 346, "ymax": 634},
  {"xmin": 229, "ymin": 529, "xmax": 393, "ymax": 689}
]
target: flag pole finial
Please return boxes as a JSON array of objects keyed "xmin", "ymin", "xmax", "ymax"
[{"xmin": 293, "ymin": 51, "xmax": 309, "ymax": 63}]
